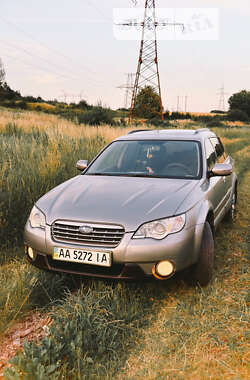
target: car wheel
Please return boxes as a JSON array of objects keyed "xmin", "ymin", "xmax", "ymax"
[
  {"xmin": 225, "ymin": 187, "xmax": 237, "ymax": 222},
  {"xmin": 188, "ymin": 222, "xmax": 214, "ymax": 286}
]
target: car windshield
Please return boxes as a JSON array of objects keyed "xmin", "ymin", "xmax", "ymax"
[{"xmin": 85, "ymin": 140, "xmax": 202, "ymax": 179}]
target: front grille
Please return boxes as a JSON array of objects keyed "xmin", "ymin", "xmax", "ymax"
[{"xmin": 51, "ymin": 221, "xmax": 125, "ymax": 248}]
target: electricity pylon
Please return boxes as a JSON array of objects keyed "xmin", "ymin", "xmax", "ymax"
[
  {"xmin": 185, "ymin": 95, "xmax": 188, "ymax": 113},
  {"xmin": 128, "ymin": 0, "xmax": 184, "ymax": 121},
  {"xmin": 117, "ymin": 73, "xmax": 135, "ymax": 109},
  {"xmin": 218, "ymin": 84, "xmax": 228, "ymax": 112}
]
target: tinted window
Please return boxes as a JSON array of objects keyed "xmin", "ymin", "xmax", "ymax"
[
  {"xmin": 210, "ymin": 137, "xmax": 225, "ymax": 163},
  {"xmin": 86, "ymin": 140, "xmax": 202, "ymax": 179},
  {"xmin": 205, "ymin": 139, "xmax": 216, "ymax": 170}
]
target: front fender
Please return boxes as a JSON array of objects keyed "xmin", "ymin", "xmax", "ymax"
[{"xmin": 187, "ymin": 199, "xmax": 214, "ymax": 264}]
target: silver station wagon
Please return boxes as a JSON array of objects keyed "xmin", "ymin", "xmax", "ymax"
[{"xmin": 24, "ymin": 129, "xmax": 237, "ymax": 286}]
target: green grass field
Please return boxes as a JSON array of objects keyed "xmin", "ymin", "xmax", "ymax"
[{"xmin": 0, "ymin": 108, "xmax": 249, "ymax": 379}]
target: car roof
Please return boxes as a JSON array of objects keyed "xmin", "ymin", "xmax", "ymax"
[{"xmin": 116, "ymin": 128, "xmax": 217, "ymax": 142}]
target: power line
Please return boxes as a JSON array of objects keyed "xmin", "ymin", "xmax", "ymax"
[
  {"xmin": 185, "ymin": 95, "xmax": 188, "ymax": 113},
  {"xmin": 85, "ymin": 0, "xmax": 113, "ymax": 22},
  {"xmin": 2, "ymin": 51, "xmax": 77, "ymax": 82},
  {"xmin": 217, "ymin": 84, "xmax": 228, "ymax": 112},
  {"xmin": 0, "ymin": 39, "xmax": 77, "ymax": 81},
  {"xmin": 0, "ymin": 15, "xmax": 105, "ymax": 85},
  {"xmin": 58, "ymin": 91, "xmax": 87, "ymax": 104},
  {"xmin": 175, "ymin": 95, "xmax": 189, "ymax": 112},
  {"xmin": 2, "ymin": 48, "xmax": 103, "ymax": 88},
  {"xmin": 117, "ymin": 73, "xmax": 135, "ymax": 109},
  {"xmin": 127, "ymin": 0, "xmax": 184, "ymax": 121}
]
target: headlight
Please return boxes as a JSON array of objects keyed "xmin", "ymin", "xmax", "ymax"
[
  {"xmin": 133, "ymin": 214, "xmax": 186, "ymax": 240},
  {"xmin": 29, "ymin": 206, "xmax": 46, "ymax": 229}
]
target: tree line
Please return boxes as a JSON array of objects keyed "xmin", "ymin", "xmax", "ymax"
[{"xmin": 1, "ymin": 57, "xmax": 250, "ymax": 122}]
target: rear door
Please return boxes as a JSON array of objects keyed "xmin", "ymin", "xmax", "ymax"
[
  {"xmin": 204, "ymin": 138, "xmax": 228, "ymax": 223},
  {"xmin": 210, "ymin": 137, "xmax": 232, "ymax": 214}
]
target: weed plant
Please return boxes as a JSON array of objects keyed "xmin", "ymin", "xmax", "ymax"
[
  {"xmin": 4, "ymin": 281, "xmax": 160, "ymax": 379},
  {"xmin": 0, "ymin": 255, "xmax": 75, "ymax": 334},
  {"xmin": 0, "ymin": 108, "xmax": 249, "ymax": 379},
  {"xmin": 0, "ymin": 123, "xmax": 106, "ymax": 246}
]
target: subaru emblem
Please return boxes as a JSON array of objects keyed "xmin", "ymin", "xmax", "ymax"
[{"xmin": 79, "ymin": 225, "xmax": 93, "ymax": 234}]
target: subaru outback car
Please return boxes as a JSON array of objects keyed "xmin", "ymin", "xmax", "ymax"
[{"xmin": 24, "ymin": 129, "xmax": 237, "ymax": 286}]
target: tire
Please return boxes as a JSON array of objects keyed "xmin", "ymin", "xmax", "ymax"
[
  {"xmin": 225, "ymin": 187, "xmax": 237, "ymax": 222},
  {"xmin": 188, "ymin": 222, "xmax": 214, "ymax": 286}
]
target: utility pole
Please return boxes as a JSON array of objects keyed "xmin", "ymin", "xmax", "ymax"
[
  {"xmin": 176, "ymin": 95, "xmax": 188, "ymax": 112},
  {"xmin": 218, "ymin": 84, "xmax": 228, "ymax": 112},
  {"xmin": 177, "ymin": 95, "xmax": 180, "ymax": 112},
  {"xmin": 126, "ymin": 0, "xmax": 184, "ymax": 121},
  {"xmin": 185, "ymin": 95, "xmax": 188, "ymax": 113},
  {"xmin": 117, "ymin": 73, "xmax": 135, "ymax": 109},
  {"xmin": 60, "ymin": 90, "xmax": 69, "ymax": 104},
  {"xmin": 78, "ymin": 92, "xmax": 83, "ymax": 102}
]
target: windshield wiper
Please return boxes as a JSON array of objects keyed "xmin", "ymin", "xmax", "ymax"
[
  {"xmin": 86, "ymin": 173, "xmax": 116, "ymax": 176},
  {"xmin": 86, "ymin": 172, "xmax": 163, "ymax": 178},
  {"xmin": 86, "ymin": 172, "xmax": 197, "ymax": 179}
]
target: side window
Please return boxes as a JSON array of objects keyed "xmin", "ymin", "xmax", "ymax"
[
  {"xmin": 210, "ymin": 137, "xmax": 226, "ymax": 163},
  {"xmin": 205, "ymin": 139, "xmax": 216, "ymax": 170}
]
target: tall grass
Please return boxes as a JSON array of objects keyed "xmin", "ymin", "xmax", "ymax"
[
  {"xmin": 0, "ymin": 128, "xmax": 104, "ymax": 245},
  {"xmin": 116, "ymin": 170, "xmax": 250, "ymax": 380},
  {"xmin": 0, "ymin": 108, "xmax": 249, "ymax": 379},
  {"xmin": 0, "ymin": 108, "xmax": 134, "ymax": 340},
  {"xmin": 0, "ymin": 119, "xmax": 131, "ymax": 247},
  {"xmin": 0, "ymin": 253, "xmax": 75, "ymax": 334},
  {"xmin": 4, "ymin": 281, "xmax": 162, "ymax": 379}
]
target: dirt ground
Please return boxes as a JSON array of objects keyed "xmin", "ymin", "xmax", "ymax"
[{"xmin": 0, "ymin": 313, "xmax": 52, "ymax": 379}]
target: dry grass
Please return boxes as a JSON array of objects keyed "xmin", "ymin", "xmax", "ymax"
[
  {"xmin": 189, "ymin": 112, "xmax": 216, "ymax": 117},
  {"xmin": 0, "ymin": 107, "xmax": 249, "ymax": 379},
  {"xmin": 222, "ymin": 120, "xmax": 249, "ymax": 127},
  {"xmin": 27, "ymin": 102, "xmax": 57, "ymax": 111},
  {"xmin": 0, "ymin": 107, "xmax": 136, "ymax": 143},
  {"xmin": 116, "ymin": 134, "xmax": 250, "ymax": 380}
]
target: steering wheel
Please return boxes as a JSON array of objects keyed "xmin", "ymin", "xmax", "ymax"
[{"xmin": 165, "ymin": 163, "xmax": 193, "ymax": 176}]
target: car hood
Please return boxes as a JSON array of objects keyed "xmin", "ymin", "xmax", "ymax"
[{"xmin": 37, "ymin": 175, "xmax": 199, "ymax": 231}]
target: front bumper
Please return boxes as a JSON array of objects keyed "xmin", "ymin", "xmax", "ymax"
[
  {"xmin": 24, "ymin": 220, "xmax": 204, "ymax": 280},
  {"xmin": 24, "ymin": 247, "xmax": 149, "ymax": 280}
]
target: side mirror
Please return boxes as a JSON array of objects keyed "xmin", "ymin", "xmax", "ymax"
[
  {"xmin": 76, "ymin": 160, "xmax": 88, "ymax": 171},
  {"xmin": 210, "ymin": 163, "xmax": 233, "ymax": 177}
]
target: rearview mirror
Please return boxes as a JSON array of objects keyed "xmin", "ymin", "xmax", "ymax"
[
  {"xmin": 210, "ymin": 163, "xmax": 233, "ymax": 177},
  {"xmin": 76, "ymin": 160, "xmax": 88, "ymax": 171}
]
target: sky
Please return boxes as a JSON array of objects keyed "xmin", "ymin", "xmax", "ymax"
[{"xmin": 0, "ymin": 0, "xmax": 250, "ymax": 112}]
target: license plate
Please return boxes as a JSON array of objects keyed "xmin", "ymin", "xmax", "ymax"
[{"xmin": 53, "ymin": 247, "xmax": 112, "ymax": 267}]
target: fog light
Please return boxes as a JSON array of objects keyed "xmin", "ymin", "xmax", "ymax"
[
  {"xmin": 153, "ymin": 260, "xmax": 175, "ymax": 280},
  {"xmin": 27, "ymin": 247, "xmax": 36, "ymax": 261}
]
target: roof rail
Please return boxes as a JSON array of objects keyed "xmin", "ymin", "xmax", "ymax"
[
  {"xmin": 128, "ymin": 129, "xmax": 150, "ymax": 135},
  {"xmin": 194, "ymin": 128, "xmax": 210, "ymax": 134}
]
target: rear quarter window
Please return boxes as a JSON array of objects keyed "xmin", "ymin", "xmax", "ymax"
[
  {"xmin": 205, "ymin": 139, "xmax": 217, "ymax": 170},
  {"xmin": 210, "ymin": 137, "xmax": 226, "ymax": 163}
]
